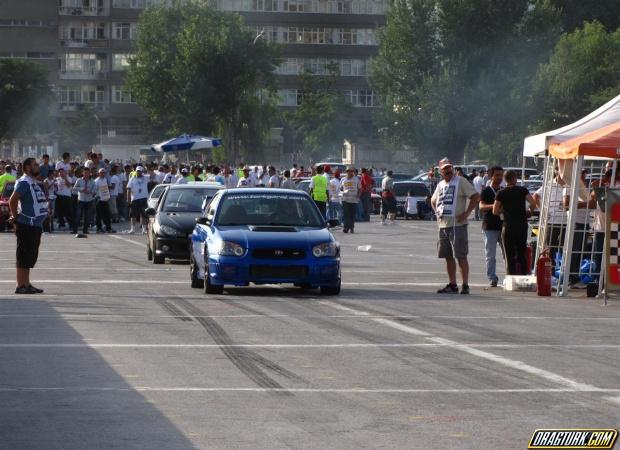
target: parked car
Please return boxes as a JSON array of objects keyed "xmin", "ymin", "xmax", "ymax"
[
  {"xmin": 146, "ymin": 183, "xmax": 223, "ymax": 264},
  {"xmin": 190, "ymin": 188, "xmax": 341, "ymax": 295},
  {"xmin": 314, "ymin": 162, "xmax": 346, "ymax": 174},
  {"xmin": 392, "ymin": 181, "xmax": 431, "ymax": 218},
  {"xmin": 0, "ymin": 182, "xmax": 14, "ymax": 231},
  {"xmin": 295, "ymin": 179, "xmax": 312, "ymax": 194}
]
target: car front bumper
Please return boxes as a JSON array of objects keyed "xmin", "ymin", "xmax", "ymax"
[
  {"xmin": 155, "ymin": 235, "xmax": 191, "ymax": 260},
  {"xmin": 206, "ymin": 255, "xmax": 341, "ymax": 287}
]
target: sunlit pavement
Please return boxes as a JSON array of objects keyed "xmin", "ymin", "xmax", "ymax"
[{"xmin": 0, "ymin": 218, "xmax": 618, "ymax": 449}]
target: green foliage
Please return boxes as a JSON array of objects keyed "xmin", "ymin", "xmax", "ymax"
[
  {"xmin": 127, "ymin": 0, "xmax": 280, "ymax": 161},
  {"xmin": 548, "ymin": 0, "xmax": 620, "ymax": 33},
  {"xmin": 533, "ymin": 21, "xmax": 620, "ymax": 132},
  {"xmin": 286, "ymin": 65, "xmax": 357, "ymax": 161},
  {"xmin": 372, "ymin": 0, "xmax": 562, "ymax": 165},
  {"xmin": 0, "ymin": 60, "xmax": 51, "ymax": 140}
]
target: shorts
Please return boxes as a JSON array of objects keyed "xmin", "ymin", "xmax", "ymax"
[
  {"xmin": 130, "ymin": 198, "xmax": 148, "ymax": 220},
  {"xmin": 381, "ymin": 196, "xmax": 397, "ymax": 215},
  {"xmin": 15, "ymin": 223, "xmax": 42, "ymax": 269},
  {"xmin": 437, "ymin": 225, "xmax": 468, "ymax": 259}
]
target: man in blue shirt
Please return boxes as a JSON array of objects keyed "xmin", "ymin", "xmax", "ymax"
[{"xmin": 8, "ymin": 158, "xmax": 47, "ymax": 294}]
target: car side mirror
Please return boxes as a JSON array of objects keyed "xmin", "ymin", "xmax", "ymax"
[
  {"xmin": 196, "ymin": 217, "xmax": 210, "ymax": 226},
  {"xmin": 144, "ymin": 207, "xmax": 156, "ymax": 216},
  {"xmin": 327, "ymin": 219, "xmax": 339, "ymax": 228}
]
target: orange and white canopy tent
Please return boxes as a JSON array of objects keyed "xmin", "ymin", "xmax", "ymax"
[{"xmin": 549, "ymin": 120, "xmax": 620, "ymax": 160}]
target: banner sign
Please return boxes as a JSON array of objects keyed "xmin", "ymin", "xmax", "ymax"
[{"xmin": 605, "ymin": 188, "xmax": 620, "ymax": 292}]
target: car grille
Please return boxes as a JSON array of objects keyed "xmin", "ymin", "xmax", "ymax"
[
  {"xmin": 252, "ymin": 248, "xmax": 306, "ymax": 259},
  {"xmin": 250, "ymin": 265, "xmax": 308, "ymax": 278}
]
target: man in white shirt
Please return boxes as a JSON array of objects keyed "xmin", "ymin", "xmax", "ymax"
[
  {"xmin": 237, "ymin": 167, "xmax": 253, "ymax": 187},
  {"xmin": 175, "ymin": 168, "xmax": 189, "ymax": 185},
  {"xmin": 328, "ymin": 171, "xmax": 343, "ymax": 225},
  {"xmin": 472, "ymin": 169, "xmax": 486, "ymax": 220},
  {"xmin": 55, "ymin": 167, "xmax": 74, "ymax": 230},
  {"xmin": 267, "ymin": 166, "xmax": 280, "ymax": 188},
  {"xmin": 94, "ymin": 168, "xmax": 115, "ymax": 233},
  {"xmin": 55, "ymin": 152, "xmax": 71, "ymax": 174},
  {"xmin": 109, "ymin": 165, "xmax": 121, "ymax": 222},
  {"xmin": 126, "ymin": 166, "xmax": 149, "ymax": 234}
]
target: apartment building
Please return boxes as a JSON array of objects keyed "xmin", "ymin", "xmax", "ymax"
[{"xmin": 0, "ymin": 0, "xmax": 386, "ymax": 159}]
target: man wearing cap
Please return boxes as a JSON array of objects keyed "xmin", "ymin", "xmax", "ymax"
[
  {"xmin": 73, "ymin": 167, "xmax": 97, "ymax": 237},
  {"xmin": 126, "ymin": 166, "xmax": 149, "ymax": 234},
  {"xmin": 431, "ymin": 158, "xmax": 479, "ymax": 294},
  {"xmin": 237, "ymin": 167, "xmax": 253, "ymax": 187},
  {"xmin": 176, "ymin": 167, "xmax": 190, "ymax": 185},
  {"xmin": 341, "ymin": 166, "xmax": 361, "ymax": 233}
]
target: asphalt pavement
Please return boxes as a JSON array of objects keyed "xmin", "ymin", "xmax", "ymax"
[{"xmin": 0, "ymin": 218, "xmax": 619, "ymax": 450}]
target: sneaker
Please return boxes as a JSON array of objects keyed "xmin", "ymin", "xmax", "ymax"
[
  {"xmin": 571, "ymin": 281, "xmax": 588, "ymax": 289},
  {"xmin": 460, "ymin": 284, "xmax": 470, "ymax": 295},
  {"xmin": 75, "ymin": 233, "xmax": 87, "ymax": 238},
  {"xmin": 14, "ymin": 285, "xmax": 41, "ymax": 294},
  {"xmin": 106, "ymin": 229, "xmax": 117, "ymax": 234},
  {"xmin": 96, "ymin": 229, "xmax": 105, "ymax": 234},
  {"xmin": 437, "ymin": 283, "xmax": 459, "ymax": 294},
  {"xmin": 490, "ymin": 280, "xmax": 498, "ymax": 287},
  {"xmin": 28, "ymin": 284, "xmax": 44, "ymax": 294},
  {"xmin": 126, "ymin": 229, "xmax": 135, "ymax": 235},
  {"xmin": 343, "ymin": 229, "xmax": 349, "ymax": 234}
]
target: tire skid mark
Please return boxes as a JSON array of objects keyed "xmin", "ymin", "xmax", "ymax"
[
  {"xmin": 173, "ymin": 298, "xmax": 302, "ymax": 394},
  {"xmin": 155, "ymin": 299, "xmax": 193, "ymax": 322}
]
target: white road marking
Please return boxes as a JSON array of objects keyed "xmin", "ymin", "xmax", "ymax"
[
  {"xmin": 0, "ymin": 343, "xmax": 618, "ymax": 349},
  {"xmin": 0, "ymin": 387, "xmax": 618, "ymax": 393},
  {"xmin": 320, "ymin": 301, "xmax": 604, "ymax": 392},
  {"xmin": 0, "ymin": 280, "xmax": 489, "ymax": 287},
  {"xmin": 605, "ymin": 396, "xmax": 620, "ymax": 406},
  {"xmin": 109, "ymin": 235, "xmax": 147, "ymax": 248}
]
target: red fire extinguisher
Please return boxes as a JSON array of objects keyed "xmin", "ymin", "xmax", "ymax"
[{"xmin": 536, "ymin": 250, "xmax": 552, "ymax": 296}]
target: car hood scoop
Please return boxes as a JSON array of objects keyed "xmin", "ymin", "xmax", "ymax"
[{"xmin": 249, "ymin": 225, "xmax": 298, "ymax": 232}]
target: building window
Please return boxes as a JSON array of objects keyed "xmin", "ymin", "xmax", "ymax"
[
  {"xmin": 112, "ymin": 85, "xmax": 135, "ymax": 103},
  {"xmin": 112, "ymin": 53, "xmax": 133, "ymax": 70},
  {"xmin": 344, "ymin": 89, "xmax": 377, "ymax": 107},
  {"xmin": 61, "ymin": 53, "xmax": 106, "ymax": 73},
  {"xmin": 277, "ymin": 89, "xmax": 302, "ymax": 106},
  {"xmin": 58, "ymin": 85, "xmax": 106, "ymax": 105},
  {"xmin": 112, "ymin": 22, "xmax": 137, "ymax": 40},
  {"xmin": 113, "ymin": 0, "xmax": 165, "ymax": 8}
]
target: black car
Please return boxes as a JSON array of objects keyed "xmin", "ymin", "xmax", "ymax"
[{"xmin": 146, "ymin": 183, "xmax": 223, "ymax": 264}]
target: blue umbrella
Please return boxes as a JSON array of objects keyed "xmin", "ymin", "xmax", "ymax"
[{"xmin": 151, "ymin": 134, "xmax": 223, "ymax": 153}]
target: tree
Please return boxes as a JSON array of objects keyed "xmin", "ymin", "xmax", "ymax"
[
  {"xmin": 533, "ymin": 21, "xmax": 620, "ymax": 132},
  {"xmin": 127, "ymin": 0, "xmax": 280, "ymax": 162},
  {"xmin": 0, "ymin": 60, "xmax": 51, "ymax": 140},
  {"xmin": 548, "ymin": 0, "xmax": 620, "ymax": 33},
  {"xmin": 286, "ymin": 65, "xmax": 358, "ymax": 161},
  {"xmin": 56, "ymin": 110, "xmax": 99, "ymax": 154},
  {"xmin": 372, "ymin": 0, "xmax": 561, "ymax": 164}
]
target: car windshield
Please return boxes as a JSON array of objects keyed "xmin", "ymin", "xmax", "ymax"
[
  {"xmin": 162, "ymin": 188, "xmax": 216, "ymax": 213},
  {"xmin": 393, "ymin": 183, "xmax": 429, "ymax": 197},
  {"xmin": 216, "ymin": 193, "xmax": 324, "ymax": 227}
]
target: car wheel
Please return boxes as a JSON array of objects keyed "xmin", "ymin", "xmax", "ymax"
[
  {"xmin": 152, "ymin": 239, "xmax": 165, "ymax": 264},
  {"xmin": 190, "ymin": 254, "xmax": 204, "ymax": 289},
  {"xmin": 320, "ymin": 278, "xmax": 341, "ymax": 296},
  {"xmin": 147, "ymin": 241, "xmax": 153, "ymax": 261}
]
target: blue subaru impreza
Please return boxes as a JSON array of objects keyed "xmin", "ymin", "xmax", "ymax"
[{"xmin": 190, "ymin": 189, "xmax": 341, "ymax": 295}]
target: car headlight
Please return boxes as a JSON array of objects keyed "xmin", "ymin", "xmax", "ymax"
[
  {"xmin": 312, "ymin": 242, "xmax": 339, "ymax": 258},
  {"xmin": 218, "ymin": 241, "xmax": 245, "ymax": 257},
  {"xmin": 157, "ymin": 224, "xmax": 183, "ymax": 237}
]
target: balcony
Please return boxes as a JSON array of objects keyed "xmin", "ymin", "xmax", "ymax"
[
  {"xmin": 59, "ymin": 70, "xmax": 108, "ymax": 80},
  {"xmin": 58, "ymin": 103, "xmax": 108, "ymax": 112},
  {"xmin": 60, "ymin": 39, "xmax": 110, "ymax": 48},
  {"xmin": 59, "ymin": 6, "xmax": 110, "ymax": 16}
]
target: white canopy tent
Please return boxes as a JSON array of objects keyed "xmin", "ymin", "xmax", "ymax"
[{"xmin": 523, "ymin": 94, "xmax": 620, "ymax": 158}]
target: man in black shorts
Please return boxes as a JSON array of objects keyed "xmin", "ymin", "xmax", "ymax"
[
  {"xmin": 126, "ymin": 166, "xmax": 149, "ymax": 234},
  {"xmin": 8, "ymin": 158, "xmax": 48, "ymax": 294}
]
